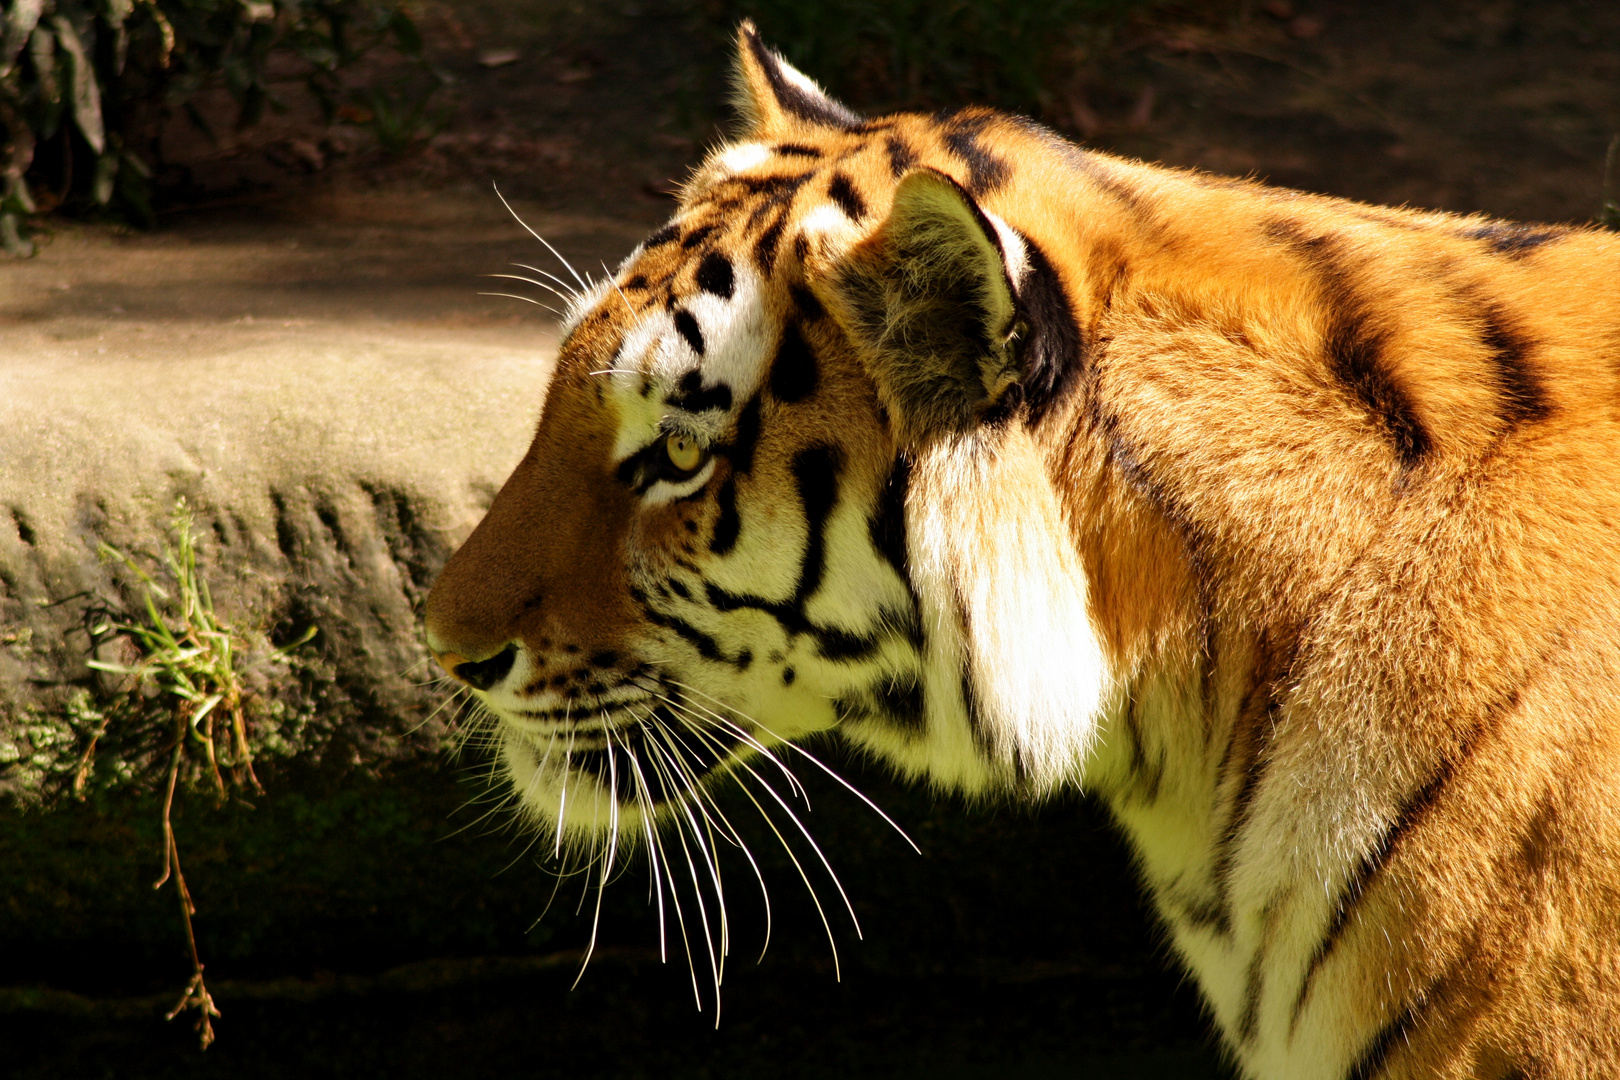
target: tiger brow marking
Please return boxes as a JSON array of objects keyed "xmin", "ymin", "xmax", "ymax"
[
  {"xmin": 1266, "ymin": 219, "xmax": 1432, "ymax": 470},
  {"xmin": 673, "ymin": 310, "xmax": 706, "ymax": 356}
]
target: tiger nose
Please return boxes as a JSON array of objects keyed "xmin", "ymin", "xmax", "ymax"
[{"xmin": 432, "ymin": 645, "xmax": 518, "ymax": 691}]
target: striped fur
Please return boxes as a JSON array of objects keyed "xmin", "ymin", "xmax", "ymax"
[{"xmin": 424, "ymin": 24, "xmax": 1620, "ymax": 1077}]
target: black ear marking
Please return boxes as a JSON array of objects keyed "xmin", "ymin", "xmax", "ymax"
[{"xmin": 738, "ymin": 22, "xmax": 862, "ymax": 131}]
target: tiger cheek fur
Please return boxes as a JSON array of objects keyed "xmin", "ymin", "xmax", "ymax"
[{"xmin": 423, "ymin": 20, "xmax": 1620, "ymax": 1080}]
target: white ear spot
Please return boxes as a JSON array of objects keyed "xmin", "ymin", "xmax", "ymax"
[
  {"xmin": 716, "ymin": 142, "xmax": 772, "ymax": 176},
  {"xmin": 982, "ymin": 210, "xmax": 1030, "ymax": 286}
]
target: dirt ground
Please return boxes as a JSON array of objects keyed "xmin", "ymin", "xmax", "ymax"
[{"xmin": 10, "ymin": 0, "xmax": 1615, "ymax": 333}]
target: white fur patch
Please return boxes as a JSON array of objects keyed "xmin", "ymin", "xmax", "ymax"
[
  {"xmin": 909, "ymin": 426, "xmax": 1111, "ymax": 790},
  {"xmin": 714, "ymin": 141, "xmax": 771, "ymax": 176},
  {"xmin": 982, "ymin": 210, "xmax": 1030, "ymax": 288}
]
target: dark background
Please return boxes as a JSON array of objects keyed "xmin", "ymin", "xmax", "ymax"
[{"xmin": 4, "ymin": 1, "xmax": 1618, "ymax": 1077}]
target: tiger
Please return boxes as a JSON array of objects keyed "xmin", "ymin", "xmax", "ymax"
[{"xmin": 422, "ymin": 22, "xmax": 1620, "ymax": 1079}]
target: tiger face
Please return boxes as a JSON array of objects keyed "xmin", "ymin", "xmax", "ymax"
[{"xmin": 422, "ymin": 36, "xmax": 1110, "ymax": 841}]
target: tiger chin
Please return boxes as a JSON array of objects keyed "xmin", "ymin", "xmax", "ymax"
[{"xmin": 424, "ymin": 21, "xmax": 1620, "ymax": 1079}]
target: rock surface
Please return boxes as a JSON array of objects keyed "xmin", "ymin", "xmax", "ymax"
[{"xmin": 0, "ymin": 190, "xmax": 648, "ymax": 800}]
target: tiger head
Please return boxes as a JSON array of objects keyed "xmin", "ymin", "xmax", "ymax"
[{"xmin": 423, "ymin": 25, "xmax": 1117, "ymax": 845}]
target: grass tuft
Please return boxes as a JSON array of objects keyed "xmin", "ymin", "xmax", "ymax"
[{"xmin": 84, "ymin": 497, "xmax": 316, "ymax": 1048}]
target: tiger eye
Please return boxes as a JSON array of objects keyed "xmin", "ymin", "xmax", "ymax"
[{"xmin": 666, "ymin": 434, "xmax": 704, "ymax": 472}]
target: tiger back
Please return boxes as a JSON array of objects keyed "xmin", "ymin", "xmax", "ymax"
[{"xmin": 424, "ymin": 23, "xmax": 1620, "ymax": 1079}]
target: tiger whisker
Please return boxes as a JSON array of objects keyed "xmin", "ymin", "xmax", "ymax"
[
  {"xmin": 649, "ymin": 711, "xmax": 846, "ymax": 980},
  {"xmin": 623, "ymin": 746, "xmax": 670, "ymax": 962},
  {"xmin": 572, "ymin": 723, "xmax": 623, "ymax": 989},
  {"xmin": 493, "ymin": 184, "xmax": 591, "ymax": 296},
  {"xmin": 512, "ymin": 262, "xmax": 583, "ymax": 299},
  {"xmin": 650, "ymin": 704, "xmax": 776, "ymax": 962},
  {"xmin": 478, "ymin": 291, "xmax": 565, "ymax": 317},
  {"xmin": 639, "ymin": 730, "xmax": 707, "ymax": 1010},
  {"xmin": 666, "ymin": 678, "xmax": 919, "ymax": 853},
  {"xmin": 652, "ymin": 679, "xmax": 809, "ymax": 800},
  {"xmin": 484, "ymin": 273, "xmax": 576, "ymax": 304},
  {"xmin": 642, "ymin": 722, "xmax": 727, "ymax": 1015}
]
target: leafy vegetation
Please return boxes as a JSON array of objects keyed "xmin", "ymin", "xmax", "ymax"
[
  {"xmin": 83, "ymin": 500, "xmax": 315, "ymax": 1047},
  {"xmin": 0, "ymin": 0, "xmax": 432, "ymax": 255}
]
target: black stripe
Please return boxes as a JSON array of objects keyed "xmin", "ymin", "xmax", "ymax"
[
  {"xmin": 640, "ymin": 600, "xmax": 743, "ymax": 668},
  {"xmin": 791, "ymin": 446, "xmax": 840, "ymax": 605},
  {"xmin": 681, "ymin": 223, "xmax": 717, "ymax": 249},
  {"xmin": 826, "ymin": 171, "xmax": 868, "ymax": 221},
  {"xmin": 1014, "ymin": 234, "xmax": 1085, "ymax": 426},
  {"xmin": 1461, "ymin": 222, "xmax": 1561, "ymax": 258},
  {"xmin": 673, "ymin": 310, "xmax": 706, "ymax": 356},
  {"xmin": 724, "ymin": 395, "xmax": 762, "ymax": 475},
  {"xmin": 869, "ymin": 456, "xmax": 911, "ymax": 590},
  {"xmin": 1475, "ymin": 296, "xmax": 1549, "ymax": 426},
  {"xmin": 1343, "ymin": 973, "xmax": 1448, "ymax": 1080},
  {"xmin": 790, "ymin": 284, "xmax": 825, "ymax": 321},
  {"xmin": 769, "ymin": 322, "xmax": 819, "ymax": 403},
  {"xmin": 754, "ymin": 216, "xmax": 786, "ymax": 274},
  {"xmin": 939, "ymin": 111, "xmax": 1010, "ymax": 196},
  {"xmin": 709, "ymin": 477, "xmax": 740, "ymax": 555},
  {"xmin": 1290, "ymin": 691, "xmax": 1514, "ymax": 1032},
  {"xmin": 1062, "ymin": 148, "xmax": 1162, "ymax": 232},
  {"xmin": 836, "ymin": 672, "xmax": 925, "ymax": 734},
  {"xmin": 644, "ymin": 224, "xmax": 679, "ymax": 249},
  {"xmin": 739, "ymin": 171, "xmax": 814, "ymax": 198},
  {"xmin": 1236, "ymin": 939, "xmax": 1267, "ymax": 1043},
  {"xmin": 695, "ymin": 251, "xmax": 735, "ymax": 299},
  {"xmin": 884, "ymin": 136, "xmax": 916, "ymax": 178},
  {"xmin": 876, "ymin": 674, "xmax": 925, "ymax": 732},
  {"xmin": 775, "ymin": 143, "xmax": 822, "ymax": 158},
  {"xmin": 1267, "ymin": 220, "xmax": 1431, "ymax": 470},
  {"xmin": 742, "ymin": 27, "xmax": 862, "ymax": 130},
  {"xmin": 669, "ymin": 368, "xmax": 730, "ymax": 412}
]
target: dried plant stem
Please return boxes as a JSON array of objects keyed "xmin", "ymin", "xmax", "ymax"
[
  {"xmin": 155, "ymin": 711, "xmax": 220, "ymax": 1049},
  {"xmin": 71, "ymin": 710, "xmax": 111, "ymax": 798}
]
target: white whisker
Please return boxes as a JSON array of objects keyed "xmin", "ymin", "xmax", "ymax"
[
  {"xmin": 478, "ymin": 291, "xmax": 564, "ymax": 317},
  {"xmin": 494, "ymin": 184, "xmax": 591, "ymax": 294}
]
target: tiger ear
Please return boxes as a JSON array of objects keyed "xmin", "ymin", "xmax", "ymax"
[
  {"xmin": 827, "ymin": 168, "xmax": 1025, "ymax": 448},
  {"xmin": 733, "ymin": 21, "xmax": 861, "ymax": 137}
]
